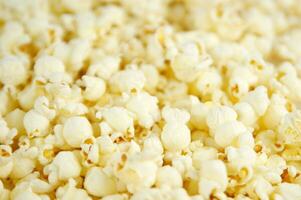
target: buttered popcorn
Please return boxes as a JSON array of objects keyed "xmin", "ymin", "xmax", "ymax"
[{"xmin": 1, "ymin": 0, "xmax": 301, "ymax": 199}]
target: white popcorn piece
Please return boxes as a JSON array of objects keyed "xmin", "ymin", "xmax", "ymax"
[
  {"xmin": 141, "ymin": 64, "xmax": 159, "ymax": 91},
  {"xmin": 87, "ymin": 56, "xmax": 121, "ymax": 80},
  {"xmin": 75, "ymin": 11, "xmax": 96, "ymax": 40},
  {"xmin": 0, "ymin": 89, "xmax": 17, "ymax": 116},
  {"xmin": 0, "ymin": 118, "xmax": 18, "ymax": 145},
  {"xmin": 206, "ymin": 105, "xmax": 237, "ymax": 131},
  {"xmin": 84, "ymin": 167, "xmax": 117, "ymax": 197},
  {"xmin": 161, "ymin": 122, "xmax": 191, "ymax": 152},
  {"xmin": 10, "ymin": 156, "xmax": 36, "ymax": 180},
  {"xmin": 64, "ymin": 39, "xmax": 91, "ymax": 72},
  {"xmin": 242, "ymin": 86, "xmax": 270, "ymax": 116},
  {"xmin": 34, "ymin": 55, "xmax": 65, "ymax": 80},
  {"xmin": 126, "ymin": 92, "xmax": 160, "ymax": 128},
  {"xmin": 38, "ymin": 144, "xmax": 55, "ymax": 165},
  {"xmin": 226, "ymin": 146, "xmax": 257, "ymax": 175},
  {"xmin": 171, "ymin": 42, "xmax": 212, "ymax": 82},
  {"xmin": 0, "ymin": 21, "xmax": 30, "ymax": 53},
  {"xmin": 214, "ymin": 121, "xmax": 247, "ymax": 148},
  {"xmin": 81, "ymin": 75, "xmax": 106, "ymax": 101},
  {"xmin": 116, "ymin": 155, "xmax": 158, "ymax": 193},
  {"xmin": 155, "ymin": 166, "xmax": 182, "ymax": 189},
  {"xmin": 101, "ymin": 194, "xmax": 128, "ymax": 200},
  {"xmin": 275, "ymin": 183, "xmax": 301, "ymax": 200},
  {"xmin": 10, "ymin": 182, "xmax": 42, "ymax": 200},
  {"xmin": 60, "ymin": 0, "xmax": 92, "ymax": 12},
  {"xmin": 44, "ymin": 151, "xmax": 81, "ymax": 184},
  {"xmin": 196, "ymin": 69, "xmax": 222, "ymax": 95},
  {"xmin": 27, "ymin": 175, "xmax": 54, "ymax": 194},
  {"xmin": 1, "ymin": 0, "xmax": 301, "ymax": 198},
  {"xmin": 95, "ymin": 6, "xmax": 125, "ymax": 33},
  {"xmin": 162, "ymin": 106, "xmax": 190, "ymax": 124},
  {"xmin": 81, "ymin": 137, "xmax": 99, "ymax": 166},
  {"xmin": 234, "ymin": 102, "xmax": 257, "ymax": 127},
  {"xmin": 0, "ymin": 145, "xmax": 14, "ymax": 179},
  {"xmin": 192, "ymin": 147, "xmax": 218, "ymax": 169},
  {"xmin": 263, "ymin": 93, "xmax": 288, "ymax": 129},
  {"xmin": 190, "ymin": 96, "xmax": 211, "ymax": 130},
  {"xmin": 102, "ymin": 106, "xmax": 134, "ymax": 133},
  {"xmin": 228, "ymin": 77, "xmax": 250, "ymax": 98},
  {"xmin": 198, "ymin": 160, "xmax": 228, "ymax": 198},
  {"xmin": 110, "ymin": 68, "xmax": 146, "ymax": 93},
  {"xmin": 23, "ymin": 110, "xmax": 50, "ymax": 137},
  {"xmin": 62, "ymin": 116, "xmax": 93, "ymax": 148},
  {"xmin": 0, "ymin": 55, "xmax": 28, "ymax": 86},
  {"xmin": 33, "ymin": 96, "xmax": 56, "ymax": 120},
  {"xmin": 0, "ymin": 180, "xmax": 10, "ymax": 200},
  {"xmin": 97, "ymin": 135, "xmax": 116, "ymax": 154},
  {"xmin": 17, "ymin": 82, "xmax": 45, "ymax": 111},
  {"xmin": 99, "ymin": 121, "xmax": 113, "ymax": 136},
  {"xmin": 56, "ymin": 179, "xmax": 91, "ymax": 200}
]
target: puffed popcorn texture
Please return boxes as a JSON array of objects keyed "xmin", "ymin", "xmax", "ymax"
[
  {"xmin": 1, "ymin": 0, "xmax": 301, "ymax": 199},
  {"xmin": 62, "ymin": 116, "xmax": 93, "ymax": 147},
  {"xmin": 84, "ymin": 167, "xmax": 117, "ymax": 197}
]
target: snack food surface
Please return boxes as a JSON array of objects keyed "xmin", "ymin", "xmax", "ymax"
[{"xmin": 1, "ymin": 0, "xmax": 301, "ymax": 199}]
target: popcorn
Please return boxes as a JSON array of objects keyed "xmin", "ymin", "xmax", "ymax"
[
  {"xmin": 81, "ymin": 137, "xmax": 99, "ymax": 166},
  {"xmin": 34, "ymin": 55, "xmax": 65, "ymax": 81},
  {"xmin": 155, "ymin": 166, "xmax": 183, "ymax": 189},
  {"xmin": 102, "ymin": 194, "xmax": 128, "ymax": 200},
  {"xmin": 97, "ymin": 135, "xmax": 116, "ymax": 153},
  {"xmin": 141, "ymin": 64, "xmax": 159, "ymax": 91},
  {"xmin": 0, "ymin": 180, "xmax": 10, "ymax": 200},
  {"xmin": 10, "ymin": 156, "xmax": 36, "ymax": 180},
  {"xmin": 161, "ymin": 107, "xmax": 191, "ymax": 151},
  {"xmin": 0, "ymin": 89, "xmax": 17, "ymax": 116},
  {"xmin": 198, "ymin": 160, "xmax": 228, "ymax": 198},
  {"xmin": 75, "ymin": 12, "xmax": 96, "ymax": 40},
  {"xmin": 84, "ymin": 167, "xmax": 117, "ymax": 197},
  {"xmin": 56, "ymin": 179, "xmax": 91, "ymax": 200},
  {"xmin": 0, "ymin": 118, "xmax": 18, "ymax": 144},
  {"xmin": 0, "ymin": 55, "xmax": 28, "ymax": 86},
  {"xmin": 234, "ymin": 102, "xmax": 257, "ymax": 127},
  {"xmin": 1, "ymin": 0, "xmax": 301, "ymax": 198},
  {"xmin": 213, "ymin": 121, "xmax": 247, "ymax": 148},
  {"xmin": 87, "ymin": 56, "xmax": 120, "ymax": 80},
  {"xmin": 62, "ymin": 116, "xmax": 93, "ymax": 148},
  {"xmin": 0, "ymin": 21, "xmax": 30, "ymax": 54},
  {"xmin": 0, "ymin": 145, "xmax": 14, "ymax": 178},
  {"xmin": 23, "ymin": 110, "xmax": 50, "ymax": 137},
  {"xmin": 17, "ymin": 82, "xmax": 44, "ymax": 110},
  {"xmin": 81, "ymin": 75, "xmax": 106, "ymax": 101},
  {"xmin": 242, "ymin": 86, "xmax": 270, "ymax": 116},
  {"xmin": 60, "ymin": 0, "xmax": 92, "ymax": 12},
  {"xmin": 10, "ymin": 182, "xmax": 42, "ymax": 200},
  {"xmin": 33, "ymin": 96, "xmax": 56, "ymax": 120},
  {"xmin": 206, "ymin": 105, "xmax": 237, "ymax": 131},
  {"xmin": 277, "ymin": 110, "xmax": 301, "ymax": 146},
  {"xmin": 101, "ymin": 107, "xmax": 134, "ymax": 133},
  {"xmin": 171, "ymin": 41, "xmax": 213, "ymax": 82},
  {"xmin": 263, "ymin": 93, "xmax": 288, "ymax": 129},
  {"xmin": 195, "ymin": 69, "xmax": 222, "ymax": 96},
  {"xmin": 44, "ymin": 151, "xmax": 81, "ymax": 184},
  {"xmin": 116, "ymin": 153, "xmax": 158, "ymax": 193},
  {"xmin": 125, "ymin": 92, "xmax": 160, "ymax": 128},
  {"xmin": 192, "ymin": 147, "xmax": 218, "ymax": 169},
  {"xmin": 190, "ymin": 96, "xmax": 211, "ymax": 130},
  {"xmin": 110, "ymin": 69, "xmax": 146, "ymax": 93},
  {"xmin": 275, "ymin": 183, "xmax": 301, "ymax": 200}
]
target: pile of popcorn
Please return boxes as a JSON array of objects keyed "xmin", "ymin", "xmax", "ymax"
[{"xmin": 1, "ymin": 0, "xmax": 301, "ymax": 199}]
